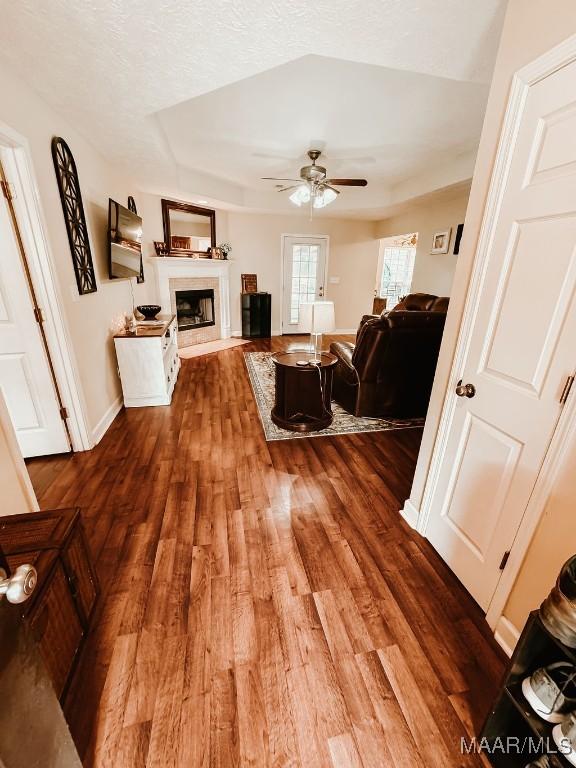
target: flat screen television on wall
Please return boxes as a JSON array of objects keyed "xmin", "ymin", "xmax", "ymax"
[{"xmin": 108, "ymin": 198, "xmax": 143, "ymax": 280}]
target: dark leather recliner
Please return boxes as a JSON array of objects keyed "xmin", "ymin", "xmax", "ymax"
[{"xmin": 329, "ymin": 293, "xmax": 449, "ymax": 418}]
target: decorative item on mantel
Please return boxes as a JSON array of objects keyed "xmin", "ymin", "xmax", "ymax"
[
  {"xmin": 218, "ymin": 242, "xmax": 232, "ymax": 260},
  {"xmin": 51, "ymin": 137, "xmax": 97, "ymax": 295},
  {"xmin": 154, "ymin": 241, "xmax": 169, "ymax": 256}
]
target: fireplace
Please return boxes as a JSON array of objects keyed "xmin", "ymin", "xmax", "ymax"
[
  {"xmin": 175, "ymin": 288, "xmax": 215, "ymax": 331},
  {"xmin": 155, "ymin": 259, "xmax": 230, "ymax": 349}
]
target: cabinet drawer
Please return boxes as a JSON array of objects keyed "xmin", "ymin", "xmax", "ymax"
[
  {"xmin": 29, "ymin": 560, "xmax": 84, "ymax": 698},
  {"xmin": 62, "ymin": 527, "xmax": 98, "ymax": 624}
]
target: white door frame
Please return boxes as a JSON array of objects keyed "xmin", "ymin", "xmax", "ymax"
[
  {"xmin": 414, "ymin": 34, "xmax": 576, "ymax": 632},
  {"xmin": 0, "ymin": 121, "xmax": 91, "ymax": 452},
  {"xmin": 280, "ymin": 233, "xmax": 330, "ymax": 335}
]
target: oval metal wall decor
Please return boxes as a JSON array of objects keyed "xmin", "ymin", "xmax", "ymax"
[{"xmin": 51, "ymin": 137, "xmax": 97, "ymax": 295}]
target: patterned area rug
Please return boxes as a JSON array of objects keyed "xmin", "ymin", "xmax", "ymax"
[{"xmin": 244, "ymin": 351, "xmax": 425, "ymax": 441}]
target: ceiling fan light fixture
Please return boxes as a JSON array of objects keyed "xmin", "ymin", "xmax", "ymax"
[
  {"xmin": 313, "ymin": 186, "xmax": 338, "ymax": 209},
  {"xmin": 289, "ymin": 184, "xmax": 311, "ymax": 206}
]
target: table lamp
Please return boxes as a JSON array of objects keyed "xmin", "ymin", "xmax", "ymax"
[{"xmin": 300, "ymin": 301, "xmax": 335, "ymax": 364}]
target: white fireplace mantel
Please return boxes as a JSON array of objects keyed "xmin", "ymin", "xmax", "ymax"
[{"xmin": 150, "ymin": 257, "xmax": 231, "ymax": 339}]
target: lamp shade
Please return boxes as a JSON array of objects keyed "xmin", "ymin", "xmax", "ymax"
[
  {"xmin": 313, "ymin": 186, "xmax": 338, "ymax": 209},
  {"xmin": 289, "ymin": 185, "xmax": 311, "ymax": 206},
  {"xmin": 300, "ymin": 301, "xmax": 335, "ymax": 333}
]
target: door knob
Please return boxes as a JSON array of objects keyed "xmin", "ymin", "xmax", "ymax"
[
  {"xmin": 0, "ymin": 564, "xmax": 38, "ymax": 604},
  {"xmin": 455, "ymin": 380, "xmax": 476, "ymax": 398}
]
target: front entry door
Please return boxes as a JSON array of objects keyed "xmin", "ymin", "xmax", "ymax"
[
  {"xmin": 282, "ymin": 236, "xmax": 327, "ymax": 333},
  {"xmin": 424, "ymin": 54, "xmax": 576, "ymax": 611},
  {"xmin": 0, "ymin": 163, "xmax": 70, "ymax": 457}
]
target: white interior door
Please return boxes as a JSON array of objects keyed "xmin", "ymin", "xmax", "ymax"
[
  {"xmin": 0, "ymin": 186, "xmax": 70, "ymax": 457},
  {"xmin": 425, "ymin": 56, "xmax": 576, "ymax": 611},
  {"xmin": 282, "ymin": 236, "xmax": 327, "ymax": 333}
]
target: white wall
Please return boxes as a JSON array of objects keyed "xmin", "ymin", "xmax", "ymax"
[
  {"xmin": 504, "ymin": 427, "xmax": 576, "ymax": 631},
  {"xmin": 140, "ymin": 194, "xmax": 379, "ymax": 334},
  {"xmin": 376, "ymin": 187, "xmax": 470, "ymax": 297},
  {"xmin": 0, "ymin": 66, "xmax": 153, "ymax": 443}
]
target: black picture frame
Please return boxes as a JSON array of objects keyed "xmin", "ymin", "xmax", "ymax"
[
  {"xmin": 51, "ymin": 137, "xmax": 97, "ymax": 295},
  {"xmin": 161, "ymin": 198, "xmax": 216, "ymax": 255},
  {"xmin": 454, "ymin": 223, "xmax": 464, "ymax": 255}
]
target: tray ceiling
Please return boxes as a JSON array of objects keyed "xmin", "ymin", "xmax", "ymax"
[{"xmin": 0, "ymin": 0, "xmax": 507, "ymax": 215}]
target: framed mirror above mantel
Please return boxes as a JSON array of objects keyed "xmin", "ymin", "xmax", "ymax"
[{"xmin": 161, "ymin": 198, "xmax": 216, "ymax": 257}]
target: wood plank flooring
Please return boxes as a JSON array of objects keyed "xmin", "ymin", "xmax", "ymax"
[{"xmin": 27, "ymin": 335, "xmax": 505, "ymax": 768}]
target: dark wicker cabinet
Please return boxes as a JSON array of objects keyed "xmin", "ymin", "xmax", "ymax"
[
  {"xmin": 0, "ymin": 508, "xmax": 98, "ymax": 699},
  {"xmin": 241, "ymin": 292, "xmax": 271, "ymax": 338}
]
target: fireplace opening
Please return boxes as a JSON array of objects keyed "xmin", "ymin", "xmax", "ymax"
[{"xmin": 175, "ymin": 288, "xmax": 215, "ymax": 331}]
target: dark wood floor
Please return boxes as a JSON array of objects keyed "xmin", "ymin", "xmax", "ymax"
[{"xmin": 27, "ymin": 335, "xmax": 505, "ymax": 768}]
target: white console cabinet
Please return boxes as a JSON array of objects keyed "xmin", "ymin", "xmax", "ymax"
[{"xmin": 114, "ymin": 314, "xmax": 180, "ymax": 407}]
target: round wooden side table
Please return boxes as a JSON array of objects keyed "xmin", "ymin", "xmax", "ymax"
[{"xmin": 271, "ymin": 352, "xmax": 338, "ymax": 432}]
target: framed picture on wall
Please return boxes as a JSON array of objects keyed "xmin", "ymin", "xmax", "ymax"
[{"xmin": 430, "ymin": 228, "xmax": 452, "ymax": 254}]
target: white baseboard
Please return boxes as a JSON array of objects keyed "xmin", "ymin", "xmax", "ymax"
[
  {"xmin": 91, "ymin": 394, "xmax": 123, "ymax": 447},
  {"xmin": 494, "ymin": 615, "xmax": 520, "ymax": 657},
  {"xmin": 400, "ymin": 499, "xmax": 419, "ymax": 529}
]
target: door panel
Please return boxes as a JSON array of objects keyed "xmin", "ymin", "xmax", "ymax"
[
  {"xmin": 442, "ymin": 414, "xmax": 522, "ymax": 560},
  {"xmin": 282, "ymin": 236, "xmax": 327, "ymax": 333},
  {"xmin": 426, "ymin": 56, "xmax": 576, "ymax": 611},
  {"xmin": 0, "ymin": 176, "xmax": 69, "ymax": 457},
  {"xmin": 1, "ymin": 354, "xmax": 43, "ymax": 429},
  {"xmin": 482, "ymin": 216, "xmax": 576, "ymax": 392}
]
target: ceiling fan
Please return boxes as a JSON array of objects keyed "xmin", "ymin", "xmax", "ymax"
[{"xmin": 262, "ymin": 149, "xmax": 367, "ymax": 209}]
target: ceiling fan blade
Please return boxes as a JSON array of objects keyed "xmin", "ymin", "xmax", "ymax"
[
  {"xmin": 325, "ymin": 178, "xmax": 368, "ymax": 187},
  {"xmin": 277, "ymin": 185, "xmax": 297, "ymax": 193},
  {"xmin": 261, "ymin": 177, "xmax": 301, "ymax": 182},
  {"xmin": 324, "ymin": 184, "xmax": 340, "ymax": 194}
]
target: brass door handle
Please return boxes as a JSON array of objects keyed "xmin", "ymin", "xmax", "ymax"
[{"xmin": 455, "ymin": 380, "xmax": 476, "ymax": 398}]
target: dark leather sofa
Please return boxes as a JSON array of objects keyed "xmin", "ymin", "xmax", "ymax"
[{"xmin": 329, "ymin": 293, "xmax": 449, "ymax": 418}]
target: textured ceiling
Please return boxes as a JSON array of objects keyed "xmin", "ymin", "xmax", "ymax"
[
  {"xmin": 157, "ymin": 55, "xmax": 489, "ymax": 189},
  {"xmin": 0, "ymin": 0, "xmax": 507, "ymax": 215}
]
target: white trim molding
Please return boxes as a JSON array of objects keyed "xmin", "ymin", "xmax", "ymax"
[
  {"xmin": 92, "ymin": 394, "xmax": 123, "ymax": 446},
  {"xmin": 411, "ymin": 33, "xmax": 576, "ymax": 631},
  {"xmin": 0, "ymin": 122, "xmax": 92, "ymax": 452},
  {"xmin": 280, "ymin": 233, "xmax": 330, "ymax": 335},
  {"xmin": 494, "ymin": 616, "xmax": 521, "ymax": 658},
  {"xmin": 400, "ymin": 499, "xmax": 419, "ymax": 529},
  {"xmin": 151, "ymin": 257, "xmax": 231, "ymax": 339}
]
